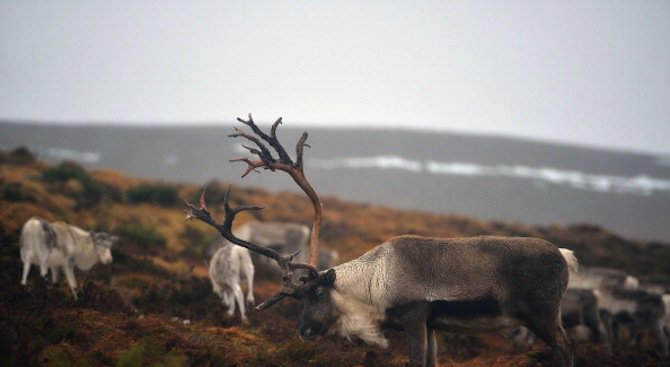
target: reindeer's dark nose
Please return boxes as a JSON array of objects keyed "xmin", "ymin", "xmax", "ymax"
[{"xmin": 299, "ymin": 323, "xmax": 325, "ymax": 341}]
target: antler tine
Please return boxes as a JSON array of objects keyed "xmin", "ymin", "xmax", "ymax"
[
  {"xmin": 270, "ymin": 117, "xmax": 282, "ymax": 138},
  {"xmin": 229, "ymin": 127, "xmax": 276, "ymax": 166},
  {"xmin": 289, "ymin": 262, "xmax": 319, "ymax": 279},
  {"xmin": 186, "ymin": 186, "xmax": 287, "ymax": 267},
  {"xmin": 235, "ymin": 114, "xmax": 293, "ymax": 165},
  {"xmin": 198, "ymin": 187, "xmax": 208, "ymax": 210},
  {"xmin": 229, "ymin": 157, "xmax": 265, "ymax": 177},
  {"xmin": 255, "ymin": 292, "xmax": 290, "ymax": 311},
  {"xmin": 295, "ymin": 132, "xmax": 309, "ymax": 170},
  {"xmin": 230, "ymin": 116, "xmax": 323, "ymax": 268}
]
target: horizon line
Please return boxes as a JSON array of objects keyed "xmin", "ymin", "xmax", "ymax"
[{"xmin": 1, "ymin": 117, "xmax": 669, "ymax": 157}]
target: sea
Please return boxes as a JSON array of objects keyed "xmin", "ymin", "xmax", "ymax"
[{"xmin": 2, "ymin": 121, "xmax": 669, "ymax": 243}]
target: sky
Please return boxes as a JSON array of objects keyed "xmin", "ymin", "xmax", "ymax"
[{"xmin": 1, "ymin": 1, "xmax": 669, "ymax": 154}]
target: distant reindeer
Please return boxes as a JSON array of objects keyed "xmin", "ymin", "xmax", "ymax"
[
  {"xmin": 569, "ymin": 266, "xmax": 639, "ymax": 291},
  {"xmin": 209, "ymin": 240, "xmax": 255, "ymax": 322},
  {"xmin": 560, "ymin": 289, "xmax": 608, "ymax": 345},
  {"xmin": 570, "ymin": 266, "xmax": 668, "ymax": 354},
  {"xmin": 186, "ymin": 115, "xmax": 577, "ymax": 367},
  {"xmin": 20, "ymin": 216, "xmax": 117, "ymax": 299},
  {"xmin": 231, "ymin": 221, "xmax": 338, "ymax": 273},
  {"xmin": 638, "ymin": 274, "xmax": 670, "ymax": 295},
  {"xmin": 602, "ymin": 288, "xmax": 668, "ymax": 353}
]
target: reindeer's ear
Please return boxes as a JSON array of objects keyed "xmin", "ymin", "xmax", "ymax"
[{"xmin": 321, "ymin": 269, "xmax": 336, "ymax": 287}]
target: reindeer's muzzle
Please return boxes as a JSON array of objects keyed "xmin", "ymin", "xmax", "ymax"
[
  {"xmin": 299, "ymin": 322, "xmax": 326, "ymax": 341},
  {"xmin": 100, "ymin": 250, "xmax": 113, "ymax": 265}
]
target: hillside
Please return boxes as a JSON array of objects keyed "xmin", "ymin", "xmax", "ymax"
[{"xmin": 1, "ymin": 147, "xmax": 669, "ymax": 367}]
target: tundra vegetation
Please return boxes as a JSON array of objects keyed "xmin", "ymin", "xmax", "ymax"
[{"xmin": 1, "ymin": 145, "xmax": 669, "ymax": 366}]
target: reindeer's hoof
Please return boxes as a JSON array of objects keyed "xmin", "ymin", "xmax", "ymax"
[{"xmin": 72, "ymin": 288, "xmax": 83, "ymax": 301}]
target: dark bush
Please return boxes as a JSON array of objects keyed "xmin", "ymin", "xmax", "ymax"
[
  {"xmin": 40, "ymin": 161, "xmax": 121, "ymax": 208},
  {"xmin": 9, "ymin": 147, "xmax": 36, "ymax": 164},
  {"xmin": 0, "ymin": 146, "xmax": 36, "ymax": 165},
  {"xmin": 0, "ymin": 182, "xmax": 37, "ymax": 203},
  {"xmin": 127, "ymin": 184, "xmax": 179, "ymax": 207}
]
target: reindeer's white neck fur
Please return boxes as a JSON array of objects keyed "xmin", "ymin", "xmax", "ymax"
[
  {"xmin": 329, "ymin": 244, "xmax": 392, "ymax": 348},
  {"xmin": 330, "ymin": 289, "xmax": 388, "ymax": 348}
]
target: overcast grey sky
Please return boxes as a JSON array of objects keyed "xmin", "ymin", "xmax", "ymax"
[{"xmin": 1, "ymin": 1, "xmax": 669, "ymax": 154}]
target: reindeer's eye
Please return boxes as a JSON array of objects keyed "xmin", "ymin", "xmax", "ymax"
[{"xmin": 316, "ymin": 287, "xmax": 325, "ymax": 297}]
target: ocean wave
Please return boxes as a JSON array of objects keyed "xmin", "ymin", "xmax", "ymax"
[
  {"xmin": 315, "ymin": 155, "xmax": 422, "ymax": 172},
  {"xmin": 46, "ymin": 148, "xmax": 101, "ymax": 163},
  {"xmin": 311, "ymin": 155, "xmax": 670, "ymax": 196}
]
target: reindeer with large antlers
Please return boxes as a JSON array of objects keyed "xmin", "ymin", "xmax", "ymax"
[{"xmin": 186, "ymin": 115, "xmax": 577, "ymax": 367}]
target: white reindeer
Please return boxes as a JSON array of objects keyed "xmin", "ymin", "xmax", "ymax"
[
  {"xmin": 20, "ymin": 216, "xmax": 116, "ymax": 299},
  {"xmin": 209, "ymin": 240, "xmax": 255, "ymax": 322}
]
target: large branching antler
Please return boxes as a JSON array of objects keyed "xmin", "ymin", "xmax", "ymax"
[
  {"xmin": 185, "ymin": 186, "xmax": 318, "ymax": 311},
  {"xmin": 229, "ymin": 114, "xmax": 322, "ymax": 268}
]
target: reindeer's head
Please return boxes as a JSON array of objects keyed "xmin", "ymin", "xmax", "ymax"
[
  {"xmin": 296, "ymin": 269, "xmax": 338, "ymax": 341},
  {"xmin": 91, "ymin": 231, "xmax": 117, "ymax": 264}
]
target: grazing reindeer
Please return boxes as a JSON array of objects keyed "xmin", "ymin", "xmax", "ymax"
[
  {"xmin": 560, "ymin": 288, "xmax": 608, "ymax": 345},
  {"xmin": 233, "ymin": 221, "xmax": 338, "ymax": 273},
  {"xmin": 569, "ymin": 267, "xmax": 668, "ymax": 353},
  {"xmin": 185, "ymin": 115, "xmax": 577, "ymax": 367},
  {"xmin": 209, "ymin": 240, "xmax": 255, "ymax": 322},
  {"xmin": 20, "ymin": 216, "xmax": 117, "ymax": 299},
  {"xmin": 599, "ymin": 287, "xmax": 668, "ymax": 354}
]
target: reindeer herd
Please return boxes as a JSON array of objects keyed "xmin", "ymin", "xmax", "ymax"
[{"xmin": 17, "ymin": 115, "xmax": 670, "ymax": 367}]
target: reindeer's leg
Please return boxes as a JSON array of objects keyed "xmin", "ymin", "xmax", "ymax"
[
  {"xmin": 233, "ymin": 284, "xmax": 247, "ymax": 323},
  {"xmin": 226, "ymin": 291, "xmax": 236, "ymax": 316},
  {"xmin": 39, "ymin": 263, "xmax": 48, "ymax": 280},
  {"xmin": 599, "ymin": 310, "xmax": 615, "ymax": 352},
  {"xmin": 406, "ymin": 321, "xmax": 427, "ymax": 366},
  {"xmin": 220, "ymin": 289, "xmax": 230, "ymax": 307},
  {"xmin": 63, "ymin": 264, "xmax": 78, "ymax": 300},
  {"xmin": 521, "ymin": 313, "xmax": 574, "ymax": 367},
  {"xmin": 244, "ymin": 264, "xmax": 255, "ymax": 307},
  {"xmin": 21, "ymin": 260, "xmax": 31, "ymax": 285},
  {"xmin": 395, "ymin": 303, "xmax": 430, "ymax": 366},
  {"xmin": 651, "ymin": 321, "xmax": 668, "ymax": 354},
  {"xmin": 426, "ymin": 327, "xmax": 437, "ymax": 367},
  {"xmin": 50, "ymin": 266, "xmax": 59, "ymax": 284}
]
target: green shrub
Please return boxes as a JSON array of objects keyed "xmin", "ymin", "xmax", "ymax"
[
  {"xmin": 127, "ymin": 184, "xmax": 179, "ymax": 207},
  {"xmin": 116, "ymin": 223, "xmax": 166, "ymax": 249},
  {"xmin": 115, "ymin": 342, "xmax": 186, "ymax": 367},
  {"xmin": 115, "ymin": 343, "xmax": 145, "ymax": 367},
  {"xmin": 178, "ymin": 226, "xmax": 214, "ymax": 259},
  {"xmin": 41, "ymin": 161, "xmax": 90, "ymax": 183}
]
